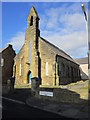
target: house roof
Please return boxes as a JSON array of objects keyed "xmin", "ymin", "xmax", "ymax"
[
  {"xmin": 40, "ymin": 37, "xmax": 78, "ymax": 64},
  {"xmin": 74, "ymin": 57, "xmax": 88, "ymax": 64},
  {"xmin": 0, "ymin": 44, "xmax": 13, "ymax": 53}
]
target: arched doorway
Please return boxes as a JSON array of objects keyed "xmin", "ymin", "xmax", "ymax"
[{"xmin": 27, "ymin": 71, "xmax": 32, "ymax": 84}]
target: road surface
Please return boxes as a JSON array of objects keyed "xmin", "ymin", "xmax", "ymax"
[{"xmin": 1, "ymin": 89, "xmax": 78, "ymax": 119}]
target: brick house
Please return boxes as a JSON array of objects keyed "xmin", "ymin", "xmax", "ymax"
[
  {"xmin": 0, "ymin": 44, "xmax": 16, "ymax": 85},
  {"xmin": 13, "ymin": 6, "xmax": 80, "ymax": 86}
]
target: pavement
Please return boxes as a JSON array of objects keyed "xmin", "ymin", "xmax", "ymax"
[
  {"xmin": 2, "ymin": 96, "xmax": 65, "ymax": 119},
  {"xmin": 26, "ymin": 96, "xmax": 88, "ymax": 120},
  {"xmin": 2, "ymin": 88, "xmax": 89, "ymax": 119},
  {"xmin": 2, "ymin": 89, "xmax": 68, "ymax": 119}
]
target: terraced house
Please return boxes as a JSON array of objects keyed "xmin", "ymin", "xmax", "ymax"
[
  {"xmin": 0, "ymin": 44, "xmax": 16, "ymax": 85},
  {"xmin": 13, "ymin": 6, "xmax": 80, "ymax": 86}
]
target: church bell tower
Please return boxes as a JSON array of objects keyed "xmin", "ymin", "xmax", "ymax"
[{"xmin": 25, "ymin": 6, "xmax": 40, "ymax": 81}]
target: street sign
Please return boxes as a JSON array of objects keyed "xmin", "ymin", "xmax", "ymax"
[{"xmin": 39, "ymin": 91, "xmax": 53, "ymax": 97}]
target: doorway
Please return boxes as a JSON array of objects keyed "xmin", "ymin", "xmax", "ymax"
[{"xmin": 27, "ymin": 71, "xmax": 32, "ymax": 84}]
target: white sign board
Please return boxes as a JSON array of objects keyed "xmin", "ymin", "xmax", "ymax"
[{"xmin": 39, "ymin": 91, "xmax": 53, "ymax": 97}]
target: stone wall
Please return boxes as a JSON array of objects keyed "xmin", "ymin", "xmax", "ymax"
[
  {"xmin": 14, "ymin": 7, "xmax": 40, "ymax": 85},
  {"xmin": 38, "ymin": 88, "xmax": 81, "ymax": 103},
  {"xmin": 13, "ymin": 6, "xmax": 80, "ymax": 87},
  {"xmin": 14, "ymin": 45, "xmax": 26, "ymax": 85},
  {"xmin": 39, "ymin": 38, "xmax": 56, "ymax": 86},
  {"xmin": 56, "ymin": 55, "xmax": 80, "ymax": 85}
]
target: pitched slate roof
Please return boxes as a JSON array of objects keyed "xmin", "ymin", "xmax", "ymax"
[
  {"xmin": 40, "ymin": 37, "xmax": 78, "ymax": 64},
  {"xmin": 75, "ymin": 57, "xmax": 88, "ymax": 64}
]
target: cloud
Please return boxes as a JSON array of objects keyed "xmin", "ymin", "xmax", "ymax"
[
  {"xmin": 40, "ymin": 3, "xmax": 88, "ymax": 58},
  {"xmin": 6, "ymin": 2, "xmax": 88, "ymax": 58},
  {"xmin": 60, "ymin": 13, "xmax": 86, "ymax": 31},
  {"xmin": 41, "ymin": 30, "xmax": 88, "ymax": 58},
  {"xmin": 8, "ymin": 32, "xmax": 25, "ymax": 52}
]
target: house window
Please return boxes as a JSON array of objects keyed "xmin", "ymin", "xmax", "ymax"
[
  {"xmin": 19, "ymin": 63, "xmax": 21, "ymax": 76},
  {"xmin": 0, "ymin": 58, "xmax": 4, "ymax": 67},
  {"xmin": 66, "ymin": 65, "xmax": 69, "ymax": 76},
  {"xmin": 30, "ymin": 16, "xmax": 33, "ymax": 26},
  {"xmin": 46, "ymin": 62, "xmax": 48, "ymax": 76}
]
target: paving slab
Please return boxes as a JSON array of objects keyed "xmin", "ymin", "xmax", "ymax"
[
  {"xmin": 26, "ymin": 96, "xmax": 88, "ymax": 120},
  {"xmin": 60, "ymin": 108, "xmax": 80, "ymax": 118}
]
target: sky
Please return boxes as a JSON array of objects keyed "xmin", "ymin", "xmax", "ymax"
[
  {"xmin": 88, "ymin": 1, "xmax": 90, "ymax": 50},
  {"xmin": 2, "ymin": 2, "xmax": 88, "ymax": 59}
]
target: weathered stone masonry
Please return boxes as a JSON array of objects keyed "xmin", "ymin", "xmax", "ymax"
[{"xmin": 13, "ymin": 6, "xmax": 80, "ymax": 86}]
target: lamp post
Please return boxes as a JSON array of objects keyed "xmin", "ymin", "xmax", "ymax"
[
  {"xmin": 81, "ymin": 3, "xmax": 87, "ymax": 21},
  {"xmin": 81, "ymin": 3, "xmax": 88, "ymax": 47},
  {"xmin": 81, "ymin": 3, "xmax": 90, "ymax": 78},
  {"xmin": 81, "ymin": 3, "xmax": 88, "ymax": 44}
]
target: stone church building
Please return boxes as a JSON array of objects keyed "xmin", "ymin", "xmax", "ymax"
[{"xmin": 13, "ymin": 6, "xmax": 80, "ymax": 86}]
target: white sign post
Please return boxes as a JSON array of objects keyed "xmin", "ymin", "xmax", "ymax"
[{"xmin": 39, "ymin": 91, "xmax": 53, "ymax": 97}]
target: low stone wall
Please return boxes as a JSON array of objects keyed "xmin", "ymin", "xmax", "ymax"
[
  {"xmin": 30, "ymin": 77, "xmax": 81, "ymax": 103},
  {"xmin": 2, "ymin": 85, "xmax": 8, "ymax": 94},
  {"xmin": 53, "ymin": 88, "xmax": 80, "ymax": 103},
  {"xmin": 2, "ymin": 78, "xmax": 15, "ymax": 95},
  {"xmin": 37, "ymin": 88, "xmax": 81, "ymax": 103}
]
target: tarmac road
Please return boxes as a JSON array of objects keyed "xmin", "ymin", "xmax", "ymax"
[
  {"xmin": 2, "ymin": 89, "xmax": 79, "ymax": 119},
  {"xmin": 2, "ymin": 97, "xmax": 67, "ymax": 119}
]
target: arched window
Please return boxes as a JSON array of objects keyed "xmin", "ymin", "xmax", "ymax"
[
  {"xmin": 66, "ymin": 65, "xmax": 69, "ymax": 77},
  {"xmin": 30, "ymin": 16, "xmax": 33, "ymax": 26},
  {"xmin": 58, "ymin": 63, "xmax": 61, "ymax": 76},
  {"xmin": 29, "ymin": 41, "xmax": 31, "ymax": 63},
  {"xmin": 19, "ymin": 63, "xmax": 21, "ymax": 76},
  {"xmin": 71, "ymin": 67, "xmax": 74, "ymax": 82},
  {"xmin": 46, "ymin": 62, "xmax": 48, "ymax": 76},
  {"xmin": 62, "ymin": 63, "xmax": 65, "ymax": 76}
]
